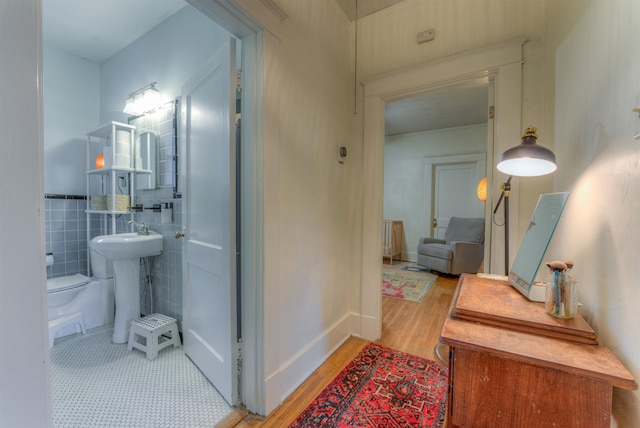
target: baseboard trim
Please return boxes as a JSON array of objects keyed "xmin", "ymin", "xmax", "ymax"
[
  {"xmin": 263, "ymin": 312, "xmax": 359, "ymax": 414},
  {"xmin": 359, "ymin": 313, "xmax": 380, "ymax": 341}
]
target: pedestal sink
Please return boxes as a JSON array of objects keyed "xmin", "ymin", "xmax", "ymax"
[{"xmin": 91, "ymin": 231, "xmax": 163, "ymax": 343}]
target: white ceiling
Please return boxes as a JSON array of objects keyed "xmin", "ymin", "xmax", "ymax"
[
  {"xmin": 385, "ymin": 82, "xmax": 489, "ymax": 137},
  {"xmin": 42, "ymin": 0, "xmax": 488, "ymax": 136},
  {"xmin": 43, "ymin": 0, "xmax": 187, "ymax": 62},
  {"xmin": 335, "ymin": 0, "xmax": 405, "ymax": 21}
]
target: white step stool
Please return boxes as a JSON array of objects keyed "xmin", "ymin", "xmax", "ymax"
[
  {"xmin": 127, "ymin": 313, "xmax": 181, "ymax": 360},
  {"xmin": 48, "ymin": 312, "xmax": 85, "ymax": 349}
]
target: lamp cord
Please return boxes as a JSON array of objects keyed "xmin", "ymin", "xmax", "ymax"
[
  {"xmin": 353, "ymin": 0, "xmax": 358, "ymax": 115},
  {"xmin": 492, "ymin": 176, "xmax": 512, "ymax": 227},
  {"xmin": 492, "ymin": 208, "xmax": 506, "ymax": 227}
]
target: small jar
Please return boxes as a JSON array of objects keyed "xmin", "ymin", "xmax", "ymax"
[{"xmin": 545, "ymin": 271, "xmax": 578, "ymax": 319}]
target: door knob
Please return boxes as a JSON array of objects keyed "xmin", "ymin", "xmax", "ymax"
[
  {"xmin": 432, "ymin": 219, "xmax": 437, "ymax": 228},
  {"xmin": 175, "ymin": 232, "xmax": 184, "ymax": 239}
]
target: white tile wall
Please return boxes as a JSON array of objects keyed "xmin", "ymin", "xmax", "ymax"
[{"xmin": 45, "ymin": 196, "xmax": 89, "ymax": 278}]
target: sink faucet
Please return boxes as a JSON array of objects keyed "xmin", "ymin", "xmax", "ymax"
[{"xmin": 128, "ymin": 221, "xmax": 149, "ymax": 235}]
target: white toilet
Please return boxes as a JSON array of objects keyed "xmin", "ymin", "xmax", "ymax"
[{"xmin": 46, "ymin": 252, "xmax": 115, "ymax": 348}]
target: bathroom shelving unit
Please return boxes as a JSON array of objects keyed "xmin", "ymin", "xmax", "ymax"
[{"xmin": 85, "ymin": 121, "xmax": 151, "ymax": 243}]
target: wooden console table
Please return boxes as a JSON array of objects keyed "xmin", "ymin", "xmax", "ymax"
[{"xmin": 439, "ymin": 274, "xmax": 637, "ymax": 428}]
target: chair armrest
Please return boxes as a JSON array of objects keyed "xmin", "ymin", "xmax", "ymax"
[
  {"xmin": 450, "ymin": 241, "xmax": 483, "ymax": 256},
  {"xmin": 450, "ymin": 241, "xmax": 485, "ymax": 274},
  {"xmin": 420, "ymin": 237, "xmax": 445, "ymax": 245}
]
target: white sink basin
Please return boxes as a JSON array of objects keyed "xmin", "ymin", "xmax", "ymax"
[
  {"xmin": 90, "ymin": 231, "xmax": 163, "ymax": 343},
  {"xmin": 91, "ymin": 232, "xmax": 163, "ymax": 260}
]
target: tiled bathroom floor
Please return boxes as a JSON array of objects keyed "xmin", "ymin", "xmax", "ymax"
[{"xmin": 50, "ymin": 325, "xmax": 232, "ymax": 428}]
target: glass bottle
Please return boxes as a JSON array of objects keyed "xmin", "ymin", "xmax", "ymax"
[{"xmin": 545, "ymin": 270, "xmax": 578, "ymax": 319}]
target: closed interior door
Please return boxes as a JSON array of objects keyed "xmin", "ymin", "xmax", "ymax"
[
  {"xmin": 433, "ymin": 162, "xmax": 482, "ymax": 239},
  {"xmin": 181, "ymin": 38, "xmax": 238, "ymax": 405}
]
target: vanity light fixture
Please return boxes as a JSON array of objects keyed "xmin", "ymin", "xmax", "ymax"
[
  {"xmin": 123, "ymin": 82, "xmax": 162, "ymax": 116},
  {"xmin": 494, "ymin": 126, "xmax": 557, "ymax": 275}
]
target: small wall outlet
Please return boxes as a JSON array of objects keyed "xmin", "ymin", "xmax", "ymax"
[{"xmin": 417, "ymin": 29, "xmax": 435, "ymax": 44}]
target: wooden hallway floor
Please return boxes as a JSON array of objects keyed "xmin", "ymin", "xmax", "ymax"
[{"xmin": 218, "ymin": 262, "xmax": 458, "ymax": 427}]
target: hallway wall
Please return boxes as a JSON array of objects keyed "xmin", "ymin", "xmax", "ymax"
[
  {"xmin": 260, "ymin": 0, "xmax": 360, "ymax": 413},
  {"xmin": 544, "ymin": 1, "xmax": 640, "ymax": 424}
]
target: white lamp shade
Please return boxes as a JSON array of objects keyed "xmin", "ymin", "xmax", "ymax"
[
  {"xmin": 497, "ymin": 126, "xmax": 557, "ymax": 177},
  {"xmin": 497, "ymin": 157, "xmax": 557, "ymax": 176}
]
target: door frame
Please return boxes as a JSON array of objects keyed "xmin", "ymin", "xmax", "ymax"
[
  {"xmin": 360, "ymin": 38, "xmax": 525, "ymax": 340},
  {"xmin": 183, "ymin": 0, "xmax": 257, "ymax": 414},
  {"xmin": 185, "ymin": 0, "xmax": 286, "ymax": 414}
]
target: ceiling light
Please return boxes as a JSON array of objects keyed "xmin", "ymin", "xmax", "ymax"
[{"xmin": 123, "ymin": 82, "xmax": 162, "ymax": 116}]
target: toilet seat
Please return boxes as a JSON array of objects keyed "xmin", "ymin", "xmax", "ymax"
[{"xmin": 47, "ymin": 274, "xmax": 90, "ymax": 293}]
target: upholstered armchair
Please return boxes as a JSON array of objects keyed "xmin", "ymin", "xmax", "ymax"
[{"xmin": 416, "ymin": 217, "xmax": 485, "ymax": 275}]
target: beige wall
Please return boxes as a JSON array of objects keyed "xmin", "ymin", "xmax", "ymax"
[
  {"xmin": 544, "ymin": 1, "xmax": 640, "ymax": 425},
  {"xmin": 261, "ymin": 0, "xmax": 363, "ymax": 413}
]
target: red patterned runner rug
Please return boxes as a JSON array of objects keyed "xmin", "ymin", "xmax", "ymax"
[{"xmin": 289, "ymin": 342, "xmax": 448, "ymax": 427}]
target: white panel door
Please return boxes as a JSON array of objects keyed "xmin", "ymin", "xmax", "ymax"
[
  {"xmin": 182, "ymin": 38, "xmax": 238, "ymax": 405},
  {"xmin": 433, "ymin": 163, "xmax": 479, "ymax": 239}
]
